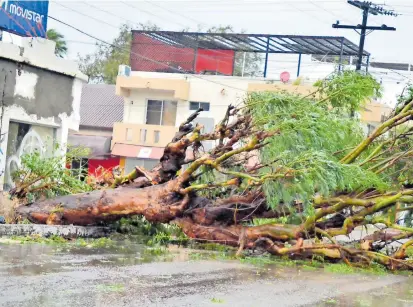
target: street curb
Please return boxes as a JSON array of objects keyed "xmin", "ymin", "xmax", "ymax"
[{"xmin": 0, "ymin": 224, "xmax": 112, "ymax": 238}]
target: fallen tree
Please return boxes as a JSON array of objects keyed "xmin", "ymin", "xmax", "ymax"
[{"xmin": 13, "ymin": 71, "xmax": 413, "ymax": 270}]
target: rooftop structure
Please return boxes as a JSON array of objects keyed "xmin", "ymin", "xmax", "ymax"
[{"xmin": 131, "ymin": 31, "xmax": 369, "ymax": 78}]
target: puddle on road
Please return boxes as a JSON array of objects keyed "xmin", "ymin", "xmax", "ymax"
[
  {"xmin": 0, "ymin": 240, "xmax": 194, "ymax": 276},
  {"xmin": 317, "ymin": 279, "xmax": 413, "ymax": 307},
  {"xmin": 2, "ymin": 240, "xmax": 413, "ymax": 306}
]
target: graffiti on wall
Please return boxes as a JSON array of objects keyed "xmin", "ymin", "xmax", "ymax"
[{"xmin": 4, "ymin": 122, "xmax": 55, "ymax": 190}]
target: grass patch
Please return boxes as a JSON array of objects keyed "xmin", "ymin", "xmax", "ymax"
[
  {"xmin": 238, "ymin": 254, "xmax": 390, "ymax": 276},
  {"xmin": 143, "ymin": 245, "xmax": 169, "ymax": 256},
  {"xmin": 9, "ymin": 234, "xmax": 67, "ymax": 244},
  {"xmin": 73, "ymin": 237, "xmax": 116, "ymax": 248},
  {"xmin": 211, "ymin": 297, "xmax": 225, "ymax": 303},
  {"xmin": 323, "ymin": 298, "xmax": 338, "ymax": 305},
  {"xmin": 2, "ymin": 235, "xmax": 118, "ymax": 248},
  {"xmin": 239, "ymin": 255, "xmax": 310, "ymax": 267},
  {"xmin": 191, "ymin": 242, "xmax": 235, "ymax": 252},
  {"xmin": 189, "ymin": 251, "xmax": 236, "ymax": 262},
  {"xmin": 96, "ymin": 283, "xmax": 125, "ymax": 293},
  {"xmin": 323, "ymin": 262, "xmax": 388, "ymax": 276}
]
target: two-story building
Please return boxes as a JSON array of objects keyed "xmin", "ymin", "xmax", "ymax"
[{"xmin": 112, "ymin": 71, "xmax": 316, "ymax": 172}]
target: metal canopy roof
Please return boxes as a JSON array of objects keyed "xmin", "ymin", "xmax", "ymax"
[{"xmin": 132, "ymin": 31, "xmax": 369, "ymax": 56}]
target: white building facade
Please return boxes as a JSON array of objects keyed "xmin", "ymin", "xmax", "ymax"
[{"xmin": 0, "ymin": 37, "xmax": 87, "ymax": 190}]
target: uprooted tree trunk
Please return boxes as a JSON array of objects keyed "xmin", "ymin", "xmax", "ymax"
[{"xmin": 14, "ymin": 98, "xmax": 413, "ymax": 271}]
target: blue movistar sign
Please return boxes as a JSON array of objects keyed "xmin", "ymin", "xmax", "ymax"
[{"xmin": 0, "ymin": 1, "xmax": 49, "ymax": 38}]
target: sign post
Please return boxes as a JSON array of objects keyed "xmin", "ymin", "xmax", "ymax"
[{"xmin": 0, "ymin": 1, "xmax": 49, "ymax": 38}]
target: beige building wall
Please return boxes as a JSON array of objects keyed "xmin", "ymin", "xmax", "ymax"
[
  {"xmin": 122, "ymin": 88, "xmax": 178, "ymax": 125},
  {"xmin": 360, "ymin": 101, "xmax": 393, "ymax": 123},
  {"xmin": 247, "ymin": 83, "xmax": 316, "ymax": 96}
]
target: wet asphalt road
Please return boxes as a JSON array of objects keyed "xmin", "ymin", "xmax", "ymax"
[{"xmin": 0, "ymin": 242, "xmax": 412, "ymax": 307}]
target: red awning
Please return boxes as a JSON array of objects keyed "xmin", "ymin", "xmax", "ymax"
[{"xmin": 111, "ymin": 143, "xmax": 165, "ymax": 159}]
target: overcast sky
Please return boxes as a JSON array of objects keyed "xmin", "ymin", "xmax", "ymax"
[{"xmin": 5, "ymin": 1, "xmax": 413, "ymax": 64}]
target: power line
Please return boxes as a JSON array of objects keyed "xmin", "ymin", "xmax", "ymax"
[
  {"xmin": 48, "ymin": 15, "xmax": 250, "ymax": 92},
  {"xmin": 119, "ymin": 1, "xmax": 189, "ymax": 29},
  {"xmin": 333, "ymin": 1, "xmax": 398, "ymax": 71},
  {"xmin": 81, "ymin": 2, "xmax": 138, "ymax": 25},
  {"xmin": 52, "ymin": 1, "xmax": 119, "ymax": 30},
  {"xmin": 52, "ymin": 0, "xmax": 232, "ymax": 66},
  {"xmin": 142, "ymin": 0, "xmax": 208, "ymax": 26},
  {"xmin": 50, "ymin": 1, "xmax": 257, "ymax": 73},
  {"xmin": 288, "ymin": 2, "xmax": 333, "ymax": 25},
  {"xmin": 307, "ymin": 0, "xmax": 360, "ymax": 24}
]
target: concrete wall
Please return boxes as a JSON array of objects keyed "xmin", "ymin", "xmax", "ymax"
[
  {"xmin": 0, "ymin": 38, "xmax": 87, "ymax": 189},
  {"xmin": 71, "ymin": 127, "xmax": 113, "ymax": 137}
]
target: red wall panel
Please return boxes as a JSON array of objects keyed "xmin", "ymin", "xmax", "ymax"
[
  {"xmin": 131, "ymin": 33, "xmax": 235, "ymax": 75},
  {"xmin": 131, "ymin": 33, "xmax": 195, "ymax": 72},
  {"xmin": 195, "ymin": 49, "xmax": 235, "ymax": 75},
  {"xmin": 88, "ymin": 157, "xmax": 120, "ymax": 178}
]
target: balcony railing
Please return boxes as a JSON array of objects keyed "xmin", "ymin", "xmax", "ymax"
[{"xmin": 112, "ymin": 122, "xmax": 178, "ymax": 148}]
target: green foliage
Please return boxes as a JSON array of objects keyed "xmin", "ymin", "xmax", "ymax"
[
  {"xmin": 143, "ymin": 246, "xmax": 168, "ymax": 256},
  {"xmin": 115, "ymin": 216, "xmax": 188, "ymax": 245},
  {"xmin": 96, "ymin": 283, "xmax": 125, "ymax": 293},
  {"xmin": 12, "ymin": 144, "xmax": 92, "ymax": 202},
  {"xmin": 5, "ymin": 235, "xmax": 117, "ymax": 248},
  {"xmin": 314, "ymin": 70, "xmax": 382, "ymax": 114},
  {"xmin": 249, "ymin": 91, "xmax": 364, "ymax": 156},
  {"xmin": 323, "ymin": 262, "xmax": 388, "ymax": 276},
  {"xmin": 397, "ymin": 84, "xmax": 413, "ymax": 104},
  {"xmin": 10, "ymin": 234, "xmax": 67, "ymax": 244},
  {"xmin": 46, "ymin": 29, "xmax": 68, "ymax": 57},
  {"xmin": 193, "ymin": 242, "xmax": 235, "ymax": 252},
  {"xmin": 84, "ymin": 237, "xmax": 116, "ymax": 248},
  {"xmin": 248, "ymin": 89, "xmax": 387, "ymax": 210},
  {"xmin": 251, "ymin": 217, "xmax": 287, "ymax": 226},
  {"xmin": 210, "ymin": 298, "xmax": 225, "ymax": 304}
]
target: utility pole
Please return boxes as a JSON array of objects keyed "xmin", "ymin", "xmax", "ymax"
[{"xmin": 333, "ymin": 1, "xmax": 398, "ymax": 71}]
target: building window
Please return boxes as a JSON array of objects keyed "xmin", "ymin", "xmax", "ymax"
[
  {"xmin": 190, "ymin": 101, "xmax": 210, "ymax": 111},
  {"xmin": 146, "ymin": 100, "xmax": 177, "ymax": 126},
  {"xmin": 71, "ymin": 158, "xmax": 89, "ymax": 181},
  {"xmin": 140, "ymin": 129, "xmax": 147, "ymax": 142},
  {"xmin": 126, "ymin": 128, "xmax": 133, "ymax": 141},
  {"xmin": 154, "ymin": 130, "xmax": 160, "ymax": 143}
]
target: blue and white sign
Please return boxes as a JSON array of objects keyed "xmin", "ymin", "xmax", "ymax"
[{"xmin": 0, "ymin": 1, "xmax": 49, "ymax": 38}]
